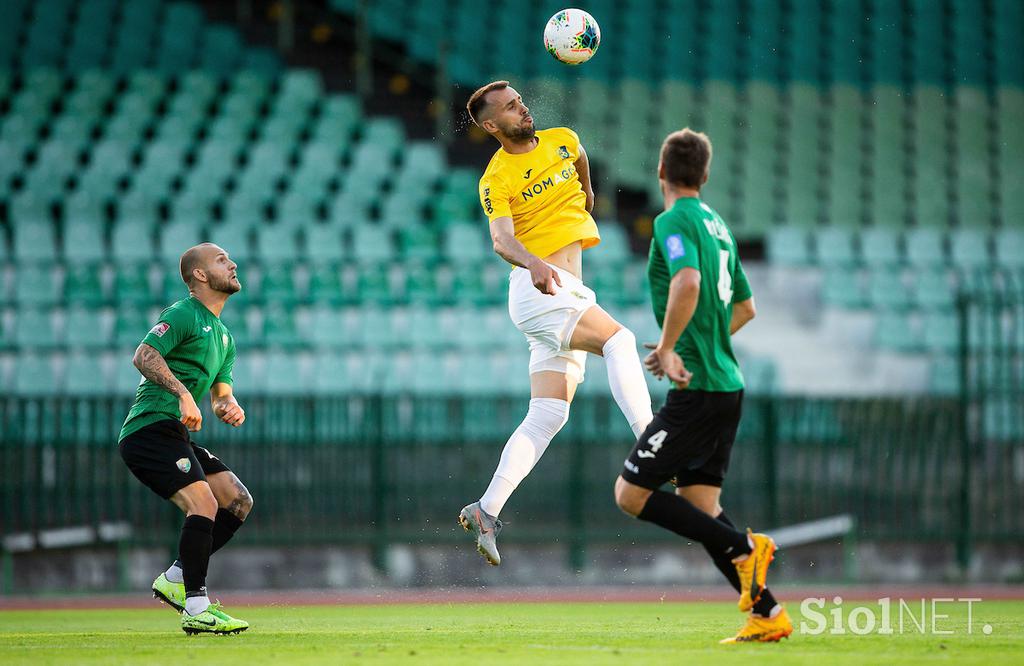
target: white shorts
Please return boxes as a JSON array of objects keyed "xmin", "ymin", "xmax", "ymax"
[{"xmin": 508, "ymin": 264, "xmax": 597, "ymax": 383}]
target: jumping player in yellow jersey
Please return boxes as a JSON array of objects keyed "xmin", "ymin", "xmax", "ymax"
[{"xmin": 457, "ymin": 81, "xmax": 655, "ymax": 565}]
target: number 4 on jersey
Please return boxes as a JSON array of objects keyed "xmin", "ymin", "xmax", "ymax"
[
  {"xmin": 636, "ymin": 429, "xmax": 667, "ymax": 459},
  {"xmin": 717, "ymin": 249, "xmax": 733, "ymax": 306}
]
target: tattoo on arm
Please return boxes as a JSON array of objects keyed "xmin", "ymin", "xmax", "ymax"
[{"xmin": 134, "ymin": 345, "xmax": 188, "ymax": 397}]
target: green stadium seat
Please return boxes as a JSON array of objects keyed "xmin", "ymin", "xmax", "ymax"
[
  {"xmin": 821, "ymin": 268, "xmax": 868, "ymax": 308},
  {"xmin": 13, "ymin": 219, "xmax": 58, "ymax": 262},
  {"xmin": 922, "ymin": 312, "xmax": 959, "ymax": 353},
  {"xmin": 867, "ymin": 86, "xmax": 910, "ymax": 226},
  {"xmin": 953, "ymin": 87, "xmax": 994, "ymax": 226},
  {"xmin": 113, "ymin": 266, "xmax": 155, "ymax": 309},
  {"xmin": 874, "ymin": 312, "xmax": 921, "ymax": 352},
  {"xmin": 256, "ymin": 224, "xmax": 300, "ymax": 263},
  {"xmin": 996, "ymin": 88, "xmax": 1024, "ymax": 226},
  {"xmin": 588, "ymin": 223, "xmax": 630, "ymax": 268},
  {"xmin": 65, "ymin": 353, "xmax": 112, "ymax": 395},
  {"xmin": 14, "ymin": 265, "xmax": 62, "ymax": 306},
  {"xmin": 308, "ymin": 264, "xmax": 344, "ymax": 305},
  {"xmin": 928, "ymin": 355, "xmax": 960, "ymax": 395},
  {"xmin": 351, "ymin": 226, "xmax": 395, "ymax": 263},
  {"xmin": 949, "ymin": 229, "xmax": 991, "ymax": 270},
  {"xmin": 312, "ymin": 355, "xmax": 352, "ymax": 394},
  {"xmin": 61, "ymin": 220, "xmax": 105, "ymax": 266},
  {"xmin": 305, "ymin": 306, "xmax": 346, "ymax": 349},
  {"xmin": 868, "ymin": 272, "xmax": 913, "ymax": 310},
  {"xmin": 910, "ymin": 270, "xmax": 957, "ymax": 311},
  {"xmin": 911, "ymin": 87, "xmax": 951, "ymax": 226},
  {"xmin": 259, "ymin": 264, "xmax": 299, "ymax": 305},
  {"xmin": 397, "ymin": 225, "xmax": 439, "ymax": 263},
  {"xmin": 159, "ymin": 219, "xmax": 204, "ymax": 264},
  {"xmin": 199, "ymin": 25, "xmax": 243, "ymax": 74},
  {"xmin": 443, "ymin": 224, "xmax": 488, "ymax": 263},
  {"xmin": 860, "ymin": 228, "xmax": 902, "ymax": 268},
  {"xmin": 905, "ymin": 228, "xmax": 947, "ymax": 268},
  {"xmin": 15, "ymin": 308, "xmax": 58, "ymax": 349},
  {"xmin": 826, "ymin": 85, "xmax": 866, "ymax": 227},
  {"xmin": 111, "ymin": 220, "xmax": 156, "ymax": 264},
  {"xmin": 13, "ymin": 355, "xmax": 59, "ymax": 395},
  {"xmin": 815, "ymin": 227, "xmax": 858, "ymax": 267},
  {"xmin": 782, "ymin": 83, "xmax": 824, "ymax": 226},
  {"xmin": 766, "ymin": 226, "xmax": 811, "ymax": 266},
  {"xmin": 64, "ymin": 307, "xmax": 110, "ymax": 349},
  {"xmin": 261, "ymin": 305, "xmax": 303, "ymax": 349},
  {"xmin": 64, "ymin": 263, "xmax": 106, "ymax": 307},
  {"xmin": 994, "ymin": 230, "xmax": 1024, "ymax": 269}
]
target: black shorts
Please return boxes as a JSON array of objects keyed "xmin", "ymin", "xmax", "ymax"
[
  {"xmin": 119, "ymin": 419, "xmax": 231, "ymax": 499},
  {"xmin": 621, "ymin": 389, "xmax": 743, "ymax": 490}
]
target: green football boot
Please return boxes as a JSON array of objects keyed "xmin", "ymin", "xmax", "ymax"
[
  {"xmin": 181, "ymin": 602, "xmax": 249, "ymax": 635},
  {"xmin": 152, "ymin": 572, "xmax": 185, "ymax": 613}
]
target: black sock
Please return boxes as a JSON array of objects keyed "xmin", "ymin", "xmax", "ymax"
[
  {"xmin": 211, "ymin": 508, "xmax": 245, "ymax": 555},
  {"xmin": 178, "ymin": 515, "xmax": 214, "ymax": 599},
  {"xmin": 752, "ymin": 588, "xmax": 779, "ymax": 617},
  {"xmin": 637, "ymin": 491, "xmax": 751, "ymax": 558},
  {"xmin": 705, "ymin": 510, "xmax": 742, "ymax": 593}
]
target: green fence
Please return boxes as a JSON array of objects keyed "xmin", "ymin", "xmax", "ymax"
[
  {"xmin": 2, "ymin": 393, "xmax": 1017, "ymax": 566},
  {"xmin": 957, "ymin": 270, "xmax": 1024, "ymax": 567}
]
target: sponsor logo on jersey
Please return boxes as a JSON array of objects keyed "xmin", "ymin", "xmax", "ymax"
[
  {"xmin": 202, "ymin": 326, "xmax": 212, "ymax": 333},
  {"xmin": 558, "ymin": 145, "xmax": 570, "ymax": 159},
  {"xmin": 523, "ymin": 168, "xmax": 532, "ymax": 179},
  {"xmin": 150, "ymin": 322, "xmax": 170, "ymax": 337},
  {"xmin": 176, "ymin": 458, "xmax": 192, "ymax": 473},
  {"xmin": 520, "ymin": 165, "xmax": 578, "ymax": 202},
  {"xmin": 666, "ymin": 234, "xmax": 686, "ymax": 260},
  {"xmin": 483, "ymin": 187, "xmax": 493, "ymax": 215}
]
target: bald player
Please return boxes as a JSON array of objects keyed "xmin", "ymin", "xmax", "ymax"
[
  {"xmin": 118, "ymin": 243, "xmax": 251, "ymax": 634},
  {"xmin": 457, "ymin": 81, "xmax": 655, "ymax": 565}
]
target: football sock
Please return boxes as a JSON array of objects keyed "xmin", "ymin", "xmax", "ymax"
[
  {"xmin": 185, "ymin": 595, "xmax": 211, "ymax": 616},
  {"xmin": 165, "ymin": 560, "xmax": 184, "ymax": 584},
  {"xmin": 752, "ymin": 588, "xmax": 780, "ymax": 618},
  {"xmin": 712, "ymin": 511, "xmax": 780, "ymax": 616},
  {"xmin": 637, "ymin": 491, "xmax": 752, "ymax": 558},
  {"xmin": 705, "ymin": 511, "xmax": 742, "ymax": 593},
  {"xmin": 480, "ymin": 398, "xmax": 570, "ymax": 517},
  {"xmin": 179, "ymin": 515, "xmax": 214, "ymax": 604},
  {"xmin": 602, "ymin": 328, "xmax": 654, "ymax": 438},
  {"xmin": 211, "ymin": 508, "xmax": 245, "ymax": 555}
]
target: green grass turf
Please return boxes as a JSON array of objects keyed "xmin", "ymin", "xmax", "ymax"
[{"xmin": 1, "ymin": 600, "xmax": 1021, "ymax": 665}]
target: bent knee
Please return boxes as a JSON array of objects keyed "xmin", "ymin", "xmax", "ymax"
[
  {"xmin": 613, "ymin": 476, "xmax": 649, "ymax": 517},
  {"xmin": 193, "ymin": 488, "xmax": 219, "ymax": 518}
]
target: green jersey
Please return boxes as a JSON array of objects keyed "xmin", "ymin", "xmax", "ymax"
[
  {"xmin": 647, "ymin": 197, "xmax": 752, "ymax": 392},
  {"xmin": 118, "ymin": 296, "xmax": 236, "ymax": 442}
]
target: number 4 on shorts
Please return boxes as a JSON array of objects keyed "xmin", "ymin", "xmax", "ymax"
[{"xmin": 636, "ymin": 429, "xmax": 667, "ymax": 459}]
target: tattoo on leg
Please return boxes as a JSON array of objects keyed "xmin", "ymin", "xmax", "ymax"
[{"xmin": 226, "ymin": 477, "xmax": 252, "ymax": 520}]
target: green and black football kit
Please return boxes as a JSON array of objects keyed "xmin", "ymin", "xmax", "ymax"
[
  {"xmin": 623, "ymin": 197, "xmax": 752, "ymax": 489},
  {"xmin": 119, "ymin": 296, "xmax": 235, "ymax": 499}
]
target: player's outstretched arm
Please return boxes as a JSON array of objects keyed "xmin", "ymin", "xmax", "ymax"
[
  {"xmin": 490, "ymin": 216, "xmax": 562, "ymax": 295},
  {"xmin": 133, "ymin": 343, "xmax": 203, "ymax": 431},
  {"xmin": 730, "ymin": 297, "xmax": 756, "ymax": 335},
  {"xmin": 574, "ymin": 145, "xmax": 595, "ymax": 213},
  {"xmin": 210, "ymin": 382, "xmax": 245, "ymax": 427}
]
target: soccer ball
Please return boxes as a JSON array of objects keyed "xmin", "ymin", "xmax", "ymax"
[{"xmin": 543, "ymin": 8, "xmax": 601, "ymax": 65}]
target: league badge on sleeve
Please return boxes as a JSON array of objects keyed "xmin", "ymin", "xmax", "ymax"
[
  {"xmin": 175, "ymin": 458, "xmax": 192, "ymax": 473},
  {"xmin": 666, "ymin": 234, "xmax": 686, "ymax": 260},
  {"xmin": 150, "ymin": 322, "xmax": 170, "ymax": 337}
]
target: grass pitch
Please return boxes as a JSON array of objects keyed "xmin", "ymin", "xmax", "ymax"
[{"xmin": 1, "ymin": 600, "xmax": 1021, "ymax": 665}]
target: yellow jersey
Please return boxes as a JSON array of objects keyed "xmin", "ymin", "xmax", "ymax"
[{"xmin": 478, "ymin": 127, "xmax": 600, "ymax": 260}]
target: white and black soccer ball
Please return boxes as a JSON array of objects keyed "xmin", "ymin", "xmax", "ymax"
[{"xmin": 543, "ymin": 8, "xmax": 601, "ymax": 65}]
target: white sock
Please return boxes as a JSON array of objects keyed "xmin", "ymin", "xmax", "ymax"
[
  {"xmin": 479, "ymin": 398, "xmax": 570, "ymax": 517},
  {"xmin": 602, "ymin": 328, "xmax": 654, "ymax": 438},
  {"xmin": 165, "ymin": 562, "xmax": 183, "ymax": 584},
  {"xmin": 184, "ymin": 595, "xmax": 210, "ymax": 616}
]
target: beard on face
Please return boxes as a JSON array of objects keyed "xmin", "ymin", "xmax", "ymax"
[
  {"xmin": 501, "ymin": 118, "xmax": 536, "ymax": 142},
  {"xmin": 209, "ymin": 272, "xmax": 241, "ymax": 294}
]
